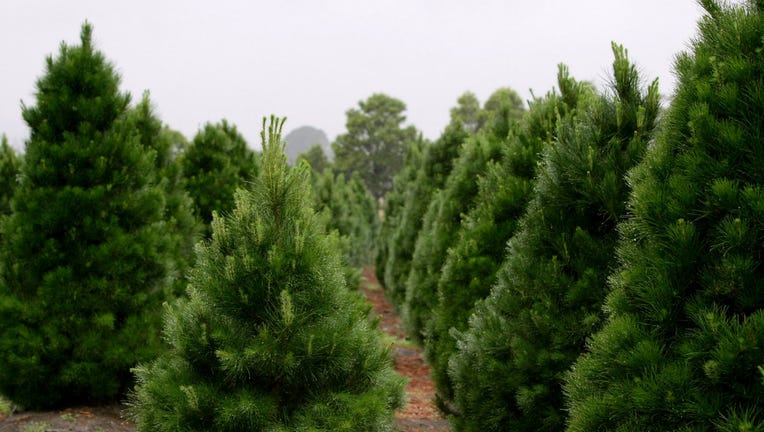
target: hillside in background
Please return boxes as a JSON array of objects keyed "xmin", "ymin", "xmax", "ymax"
[{"xmin": 283, "ymin": 125, "xmax": 332, "ymax": 164}]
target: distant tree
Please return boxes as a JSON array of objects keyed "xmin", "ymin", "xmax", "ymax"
[
  {"xmin": 384, "ymin": 122, "xmax": 467, "ymax": 307},
  {"xmin": 565, "ymin": 2, "xmax": 764, "ymax": 430},
  {"xmin": 311, "ymin": 168, "xmax": 378, "ymax": 268},
  {"xmin": 427, "ymin": 65, "xmax": 592, "ymax": 414},
  {"xmin": 298, "ymin": 144, "xmax": 330, "ymax": 173},
  {"xmin": 375, "ymin": 137, "xmax": 426, "ymax": 285},
  {"xmin": 450, "ymin": 45, "xmax": 660, "ymax": 432},
  {"xmin": 0, "ymin": 23, "xmax": 175, "ymax": 408},
  {"xmin": 333, "ymin": 93, "xmax": 418, "ymax": 200},
  {"xmin": 124, "ymin": 93, "xmax": 201, "ymax": 295},
  {"xmin": 182, "ymin": 120, "xmax": 258, "ymax": 235},
  {"xmin": 129, "ymin": 117, "xmax": 405, "ymax": 431},
  {"xmin": 480, "ymin": 87, "xmax": 526, "ymax": 136},
  {"xmin": 450, "ymin": 91, "xmax": 482, "ymax": 134},
  {"xmin": 0, "ymin": 135, "xmax": 22, "ymax": 218}
]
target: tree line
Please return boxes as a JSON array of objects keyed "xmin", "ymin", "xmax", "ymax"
[
  {"xmin": 0, "ymin": 22, "xmax": 397, "ymax": 430},
  {"xmin": 377, "ymin": 1, "xmax": 764, "ymax": 430}
]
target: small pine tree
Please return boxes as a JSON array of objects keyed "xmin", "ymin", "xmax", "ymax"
[
  {"xmin": 449, "ymin": 45, "xmax": 660, "ymax": 432},
  {"xmin": 0, "ymin": 23, "xmax": 175, "ymax": 408},
  {"xmin": 565, "ymin": 2, "xmax": 764, "ymax": 430},
  {"xmin": 311, "ymin": 168, "xmax": 378, "ymax": 268},
  {"xmin": 182, "ymin": 120, "xmax": 259, "ymax": 235},
  {"xmin": 384, "ymin": 122, "xmax": 467, "ymax": 308},
  {"xmin": 375, "ymin": 137, "xmax": 425, "ymax": 285},
  {"xmin": 426, "ymin": 65, "xmax": 591, "ymax": 412},
  {"xmin": 129, "ymin": 117, "xmax": 405, "ymax": 431},
  {"xmin": 403, "ymin": 112, "xmax": 514, "ymax": 342}
]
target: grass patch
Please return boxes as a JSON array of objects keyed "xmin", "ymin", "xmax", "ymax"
[
  {"xmin": 20, "ymin": 422, "xmax": 50, "ymax": 432},
  {"xmin": 0, "ymin": 395, "xmax": 12, "ymax": 416}
]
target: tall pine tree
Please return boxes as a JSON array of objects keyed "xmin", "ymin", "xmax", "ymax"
[
  {"xmin": 449, "ymin": 45, "xmax": 660, "ymax": 431},
  {"xmin": 565, "ymin": 2, "xmax": 764, "ymax": 430},
  {"xmin": 129, "ymin": 117, "xmax": 405, "ymax": 431},
  {"xmin": 125, "ymin": 93, "xmax": 200, "ymax": 295},
  {"xmin": 0, "ymin": 23, "xmax": 175, "ymax": 408},
  {"xmin": 426, "ymin": 66, "xmax": 592, "ymax": 413}
]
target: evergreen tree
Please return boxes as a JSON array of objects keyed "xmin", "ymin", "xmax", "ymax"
[
  {"xmin": 0, "ymin": 135, "xmax": 21, "ymax": 219},
  {"xmin": 427, "ymin": 66, "xmax": 591, "ymax": 412},
  {"xmin": 182, "ymin": 120, "xmax": 259, "ymax": 235},
  {"xmin": 449, "ymin": 46, "xmax": 660, "ymax": 432},
  {"xmin": 333, "ymin": 93, "xmax": 418, "ymax": 200},
  {"xmin": 565, "ymin": 2, "xmax": 764, "ymax": 430},
  {"xmin": 375, "ymin": 137, "xmax": 425, "ymax": 285},
  {"xmin": 383, "ymin": 122, "xmax": 467, "ymax": 307},
  {"xmin": 129, "ymin": 117, "xmax": 405, "ymax": 431},
  {"xmin": 311, "ymin": 168, "xmax": 378, "ymax": 268},
  {"xmin": 125, "ymin": 93, "xmax": 200, "ymax": 295},
  {"xmin": 403, "ymin": 107, "xmax": 518, "ymax": 342},
  {"xmin": 0, "ymin": 23, "xmax": 175, "ymax": 408},
  {"xmin": 297, "ymin": 144, "xmax": 329, "ymax": 173}
]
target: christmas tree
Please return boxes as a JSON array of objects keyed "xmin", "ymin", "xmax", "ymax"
[
  {"xmin": 565, "ymin": 2, "xmax": 764, "ymax": 429},
  {"xmin": 129, "ymin": 117, "xmax": 405, "ymax": 431}
]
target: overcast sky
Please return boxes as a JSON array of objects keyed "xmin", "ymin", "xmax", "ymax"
[{"xmin": 1, "ymin": 1, "xmax": 708, "ymax": 151}]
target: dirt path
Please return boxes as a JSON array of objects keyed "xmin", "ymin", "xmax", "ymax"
[
  {"xmin": 360, "ymin": 267, "xmax": 450, "ymax": 432},
  {"xmin": 0, "ymin": 268, "xmax": 449, "ymax": 432}
]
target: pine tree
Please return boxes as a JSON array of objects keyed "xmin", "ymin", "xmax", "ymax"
[
  {"xmin": 403, "ymin": 98, "xmax": 522, "ymax": 342},
  {"xmin": 0, "ymin": 23, "xmax": 175, "ymax": 408},
  {"xmin": 129, "ymin": 117, "xmax": 405, "ymax": 431},
  {"xmin": 565, "ymin": 2, "xmax": 764, "ymax": 430},
  {"xmin": 311, "ymin": 168, "xmax": 378, "ymax": 268},
  {"xmin": 449, "ymin": 45, "xmax": 660, "ymax": 432},
  {"xmin": 384, "ymin": 122, "xmax": 467, "ymax": 307},
  {"xmin": 375, "ymin": 137, "xmax": 425, "ymax": 285},
  {"xmin": 0, "ymin": 135, "xmax": 21, "ymax": 219},
  {"xmin": 125, "ymin": 93, "xmax": 201, "ymax": 295},
  {"xmin": 182, "ymin": 120, "xmax": 259, "ymax": 235},
  {"xmin": 426, "ymin": 66, "xmax": 591, "ymax": 412}
]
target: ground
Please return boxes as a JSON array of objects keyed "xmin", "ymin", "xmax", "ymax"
[{"xmin": 0, "ymin": 267, "xmax": 449, "ymax": 432}]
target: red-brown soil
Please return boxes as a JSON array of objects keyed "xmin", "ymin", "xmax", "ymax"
[
  {"xmin": 360, "ymin": 267, "xmax": 450, "ymax": 432},
  {"xmin": 0, "ymin": 267, "xmax": 449, "ymax": 432}
]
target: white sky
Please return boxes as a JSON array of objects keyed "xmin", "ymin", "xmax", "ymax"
[{"xmin": 1, "ymin": 0, "xmax": 708, "ymax": 151}]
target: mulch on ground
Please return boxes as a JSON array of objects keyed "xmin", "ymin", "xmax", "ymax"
[{"xmin": 360, "ymin": 267, "xmax": 450, "ymax": 432}]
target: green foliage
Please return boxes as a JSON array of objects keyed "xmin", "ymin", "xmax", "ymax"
[
  {"xmin": 0, "ymin": 135, "xmax": 22, "ymax": 219},
  {"xmin": 403, "ymin": 101, "xmax": 522, "ymax": 342},
  {"xmin": 482, "ymin": 87, "xmax": 526, "ymax": 137},
  {"xmin": 450, "ymin": 91, "xmax": 482, "ymax": 134},
  {"xmin": 311, "ymin": 167, "xmax": 379, "ymax": 268},
  {"xmin": 374, "ymin": 137, "xmax": 425, "ymax": 285},
  {"xmin": 450, "ymin": 45, "xmax": 660, "ymax": 432},
  {"xmin": 0, "ymin": 23, "xmax": 175, "ymax": 408},
  {"xmin": 333, "ymin": 93, "xmax": 418, "ymax": 200},
  {"xmin": 427, "ymin": 65, "xmax": 592, "ymax": 412},
  {"xmin": 182, "ymin": 120, "xmax": 259, "ymax": 235},
  {"xmin": 129, "ymin": 117, "xmax": 405, "ymax": 431},
  {"xmin": 124, "ymin": 93, "xmax": 201, "ymax": 296},
  {"xmin": 383, "ymin": 122, "xmax": 468, "ymax": 308},
  {"xmin": 298, "ymin": 143, "xmax": 330, "ymax": 173},
  {"xmin": 565, "ymin": 2, "xmax": 764, "ymax": 430}
]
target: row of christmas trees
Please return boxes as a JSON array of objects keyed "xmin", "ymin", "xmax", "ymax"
[
  {"xmin": 376, "ymin": 1, "xmax": 764, "ymax": 430},
  {"xmin": 0, "ymin": 23, "xmax": 396, "ymax": 430}
]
